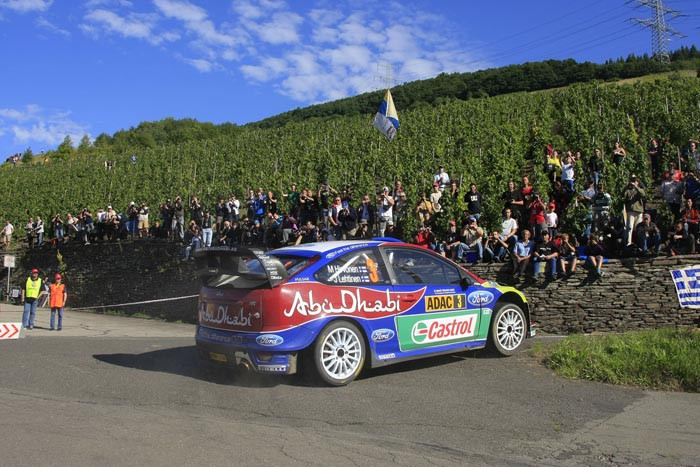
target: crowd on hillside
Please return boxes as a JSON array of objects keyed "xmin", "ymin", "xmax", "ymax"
[{"xmin": 3, "ymin": 137, "xmax": 700, "ymax": 279}]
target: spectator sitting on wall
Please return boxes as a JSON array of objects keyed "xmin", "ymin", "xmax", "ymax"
[
  {"xmin": 634, "ymin": 213, "xmax": 662, "ymax": 255},
  {"xmin": 458, "ymin": 216, "xmax": 483, "ymax": 263},
  {"xmin": 667, "ymin": 220, "xmax": 694, "ymax": 256},
  {"xmin": 681, "ymin": 198, "xmax": 700, "ymax": 240},
  {"xmin": 585, "ymin": 236, "xmax": 606, "ymax": 277},
  {"xmin": 533, "ymin": 231, "xmax": 559, "ymax": 280},
  {"xmin": 557, "ymin": 232, "xmax": 578, "ymax": 278},
  {"xmin": 512, "ymin": 229, "xmax": 534, "ymax": 280}
]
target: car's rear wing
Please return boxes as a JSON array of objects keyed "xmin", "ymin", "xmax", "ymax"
[{"xmin": 193, "ymin": 247, "xmax": 289, "ymax": 288}]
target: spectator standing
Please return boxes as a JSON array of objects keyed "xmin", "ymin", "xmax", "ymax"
[
  {"xmin": 1, "ymin": 220, "xmax": 14, "ymax": 248},
  {"xmin": 265, "ymin": 191, "xmax": 279, "ymax": 216},
  {"xmin": 328, "ymin": 195, "xmax": 344, "ymax": 239},
  {"xmin": 49, "ymin": 274, "xmax": 67, "ymax": 331},
  {"xmin": 686, "ymin": 140, "xmax": 700, "ymax": 172},
  {"xmin": 21, "ymin": 268, "xmax": 45, "ymax": 330},
  {"xmin": 228, "ymin": 195, "xmax": 240, "ymax": 223},
  {"xmin": 612, "ymin": 141, "xmax": 627, "ymax": 166},
  {"xmin": 546, "ymin": 149, "xmax": 562, "ymax": 185},
  {"xmin": 82, "ymin": 208, "xmax": 94, "ymax": 244},
  {"xmin": 356, "ymin": 194, "xmax": 376, "ymax": 236},
  {"xmin": 414, "ymin": 193, "xmax": 433, "ymax": 222},
  {"xmin": 52, "ymin": 213, "xmax": 64, "ymax": 242},
  {"xmin": 588, "ymin": 148, "xmax": 604, "ymax": 185},
  {"xmin": 215, "ymin": 197, "xmax": 227, "ymax": 232},
  {"xmin": 502, "ymin": 179, "xmax": 524, "ymax": 223},
  {"xmin": 127, "ymin": 202, "xmax": 139, "ymax": 238},
  {"xmin": 189, "ymin": 196, "xmax": 203, "ymax": 227},
  {"xmin": 317, "ymin": 182, "xmax": 337, "ymax": 223},
  {"xmin": 622, "ymin": 175, "xmax": 645, "ymax": 245},
  {"xmin": 433, "ymin": 165, "xmax": 450, "ymax": 190},
  {"xmin": 377, "ymin": 187, "xmax": 394, "ymax": 237},
  {"xmin": 138, "ymin": 203, "xmax": 150, "ymax": 238},
  {"xmin": 545, "ymin": 203, "xmax": 558, "ymax": 238},
  {"xmin": 464, "ymin": 183, "xmax": 483, "ymax": 221},
  {"xmin": 591, "ymin": 184, "xmax": 612, "ymax": 233},
  {"xmin": 647, "ymin": 138, "xmax": 662, "ymax": 181},
  {"xmin": 527, "ymin": 192, "xmax": 547, "ymax": 241},
  {"xmin": 172, "ymin": 196, "xmax": 185, "ymax": 242},
  {"xmin": 25, "ymin": 217, "xmax": 35, "ymax": 248},
  {"xmin": 34, "ymin": 216, "xmax": 44, "ymax": 246},
  {"xmin": 660, "ymin": 171, "xmax": 683, "ymax": 221},
  {"xmin": 338, "ymin": 201, "xmax": 358, "ymax": 239},
  {"xmin": 201, "ymin": 209, "xmax": 214, "ymax": 247},
  {"xmin": 282, "ymin": 184, "xmax": 300, "ymax": 219},
  {"xmin": 561, "ymin": 154, "xmax": 575, "ymax": 191},
  {"xmin": 429, "ymin": 182, "xmax": 443, "ymax": 215}
]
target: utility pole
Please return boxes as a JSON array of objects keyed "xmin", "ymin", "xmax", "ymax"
[{"xmin": 631, "ymin": 0, "xmax": 685, "ymax": 64}]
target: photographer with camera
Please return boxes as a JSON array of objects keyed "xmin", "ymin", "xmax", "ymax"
[{"xmin": 377, "ymin": 186, "xmax": 395, "ymax": 237}]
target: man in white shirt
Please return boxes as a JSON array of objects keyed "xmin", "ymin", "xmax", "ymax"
[
  {"xmin": 1, "ymin": 220, "xmax": 14, "ymax": 248},
  {"xmin": 377, "ymin": 186, "xmax": 394, "ymax": 237},
  {"xmin": 433, "ymin": 165, "xmax": 450, "ymax": 190}
]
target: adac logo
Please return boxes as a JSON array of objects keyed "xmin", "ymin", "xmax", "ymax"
[
  {"xmin": 256, "ymin": 334, "xmax": 284, "ymax": 346},
  {"xmin": 411, "ymin": 321, "xmax": 429, "ymax": 343},
  {"xmin": 467, "ymin": 290, "xmax": 494, "ymax": 307},
  {"xmin": 371, "ymin": 328, "xmax": 395, "ymax": 343}
]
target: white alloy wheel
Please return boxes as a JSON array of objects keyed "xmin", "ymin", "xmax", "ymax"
[
  {"xmin": 489, "ymin": 303, "xmax": 526, "ymax": 356},
  {"xmin": 314, "ymin": 321, "xmax": 365, "ymax": 386}
]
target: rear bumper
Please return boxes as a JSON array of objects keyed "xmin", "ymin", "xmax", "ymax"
[{"xmin": 196, "ymin": 329, "xmax": 297, "ymax": 375}]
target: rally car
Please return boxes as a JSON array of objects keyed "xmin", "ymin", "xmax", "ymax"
[{"xmin": 194, "ymin": 240, "xmax": 534, "ymax": 386}]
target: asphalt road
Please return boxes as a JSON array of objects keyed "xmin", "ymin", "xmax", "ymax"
[{"xmin": 0, "ymin": 307, "xmax": 698, "ymax": 466}]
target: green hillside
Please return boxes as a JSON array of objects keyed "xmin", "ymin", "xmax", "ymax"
[{"xmin": 2, "ymin": 75, "xmax": 699, "ymax": 240}]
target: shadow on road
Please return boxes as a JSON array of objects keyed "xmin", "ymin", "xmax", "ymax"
[
  {"xmin": 94, "ymin": 345, "xmax": 512, "ymax": 388},
  {"xmin": 93, "ymin": 346, "xmax": 288, "ymax": 388}
]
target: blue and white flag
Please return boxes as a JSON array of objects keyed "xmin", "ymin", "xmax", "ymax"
[
  {"xmin": 373, "ymin": 89, "xmax": 399, "ymax": 141},
  {"xmin": 670, "ymin": 265, "xmax": 700, "ymax": 308}
]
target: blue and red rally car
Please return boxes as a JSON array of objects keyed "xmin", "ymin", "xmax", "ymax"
[{"xmin": 194, "ymin": 240, "xmax": 534, "ymax": 386}]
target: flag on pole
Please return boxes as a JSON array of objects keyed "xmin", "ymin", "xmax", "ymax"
[{"xmin": 373, "ymin": 89, "xmax": 399, "ymax": 141}]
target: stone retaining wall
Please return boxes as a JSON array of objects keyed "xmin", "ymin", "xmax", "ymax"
[{"xmin": 8, "ymin": 242, "xmax": 700, "ymax": 332}]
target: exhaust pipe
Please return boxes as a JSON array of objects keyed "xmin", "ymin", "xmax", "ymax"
[{"xmin": 238, "ymin": 360, "xmax": 252, "ymax": 372}]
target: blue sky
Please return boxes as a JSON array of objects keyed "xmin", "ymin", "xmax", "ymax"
[{"xmin": 0, "ymin": 0, "xmax": 698, "ymax": 156}]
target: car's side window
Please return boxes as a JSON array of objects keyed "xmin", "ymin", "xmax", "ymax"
[
  {"xmin": 315, "ymin": 249, "xmax": 389, "ymax": 285},
  {"xmin": 384, "ymin": 248, "xmax": 462, "ymax": 285}
]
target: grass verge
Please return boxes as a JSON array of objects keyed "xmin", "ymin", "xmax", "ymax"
[{"xmin": 540, "ymin": 328, "xmax": 700, "ymax": 392}]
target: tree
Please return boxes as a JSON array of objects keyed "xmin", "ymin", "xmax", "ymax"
[
  {"xmin": 78, "ymin": 134, "xmax": 92, "ymax": 152},
  {"xmin": 56, "ymin": 135, "xmax": 74, "ymax": 159},
  {"xmin": 21, "ymin": 147, "xmax": 34, "ymax": 163}
]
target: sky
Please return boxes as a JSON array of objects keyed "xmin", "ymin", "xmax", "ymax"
[{"xmin": 0, "ymin": 0, "xmax": 698, "ymax": 156}]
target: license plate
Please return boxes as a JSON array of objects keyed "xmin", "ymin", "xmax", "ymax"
[
  {"xmin": 209, "ymin": 352, "xmax": 227, "ymax": 363},
  {"xmin": 530, "ymin": 325, "xmax": 536, "ymax": 337}
]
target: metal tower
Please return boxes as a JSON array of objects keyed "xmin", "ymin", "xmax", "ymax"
[{"xmin": 631, "ymin": 0, "xmax": 685, "ymax": 64}]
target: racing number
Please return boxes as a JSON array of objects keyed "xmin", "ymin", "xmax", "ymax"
[
  {"xmin": 455, "ymin": 294, "xmax": 464, "ymax": 309},
  {"xmin": 366, "ymin": 258, "xmax": 379, "ymax": 283}
]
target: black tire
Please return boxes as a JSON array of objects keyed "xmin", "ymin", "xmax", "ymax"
[
  {"xmin": 488, "ymin": 302, "xmax": 526, "ymax": 356},
  {"xmin": 313, "ymin": 320, "xmax": 365, "ymax": 386}
]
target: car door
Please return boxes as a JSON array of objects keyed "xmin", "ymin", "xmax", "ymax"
[{"xmin": 380, "ymin": 246, "xmax": 489, "ymax": 357}]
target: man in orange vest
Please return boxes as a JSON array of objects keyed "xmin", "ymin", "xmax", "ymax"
[{"xmin": 49, "ymin": 274, "xmax": 67, "ymax": 331}]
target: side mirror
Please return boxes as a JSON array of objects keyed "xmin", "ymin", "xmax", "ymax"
[{"xmin": 460, "ymin": 276, "xmax": 470, "ymax": 291}]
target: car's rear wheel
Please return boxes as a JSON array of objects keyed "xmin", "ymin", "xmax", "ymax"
[
  {"xmin": 489, "ymin": 302, "xmax": 526, "ymax": 356},
  {"xmin": 314, "ymin": 320, "xmax": 365, "ymax": 386}
]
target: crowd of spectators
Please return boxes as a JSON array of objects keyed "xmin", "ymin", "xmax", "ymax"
[{"xmin": 3, "ymin": 137, "xmax": 699, "ymax": 276}]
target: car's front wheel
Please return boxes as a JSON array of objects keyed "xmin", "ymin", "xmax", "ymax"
[
  {"xmin": 314, "ymin": 320, "xmax": 365, "ymax": 386},
  {"xmin": 489, "ymin": 302, "xmax": 526, "ymax": 356}
]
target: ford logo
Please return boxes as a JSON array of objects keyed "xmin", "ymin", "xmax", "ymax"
[
  {"xmin": 467, "ymin": 290, "xmax": 494, "ymax": 306},
  {"xmin": 371, "ymin": 329, "xmax": 395, "ymax": 343},
  {"xmin": 256, "ymin": 334, "xmax": 284, "ymax": 346}
]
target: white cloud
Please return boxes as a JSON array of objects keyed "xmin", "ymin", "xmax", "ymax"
[
  {"xmin": 84, "ymin": 9, "xmax": 169, "ymax": 45},
  {"xmin": 0, "ymin": 0, "xmax": 52, "ymax": 13},
  {"xmin": 184, "ymin": 57, "xmax": 214, "ymax": 72},
  {"xmin": 36, "ymin": 16, "xmax": 70, "ymax": 36},
  {"xmin": 0, "ymin": 105, "xmax": 89, "ymax": 149},
  {"xmin": 244, "ymin": 11, "xmax": 303, "ymax": 45}
]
